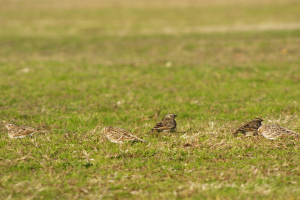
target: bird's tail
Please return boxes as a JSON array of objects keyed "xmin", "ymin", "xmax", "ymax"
[
  {"xmin": 34, "ymin": 130, "xmax": 50, "ymax": 133},
  {"xmin": 150, "ymin": 128, "xmax": 158, "ymax": 133},
  {"xmin": 146, "ymin": 129, "xmax": 156, "ymax": 135},
  {"xmin": 139, "ymin": 138, "xmax": 148, "ymax": 143},
  {"xmin": 232, "ymin": 129, "xmax": 240, "ymax": 136}
]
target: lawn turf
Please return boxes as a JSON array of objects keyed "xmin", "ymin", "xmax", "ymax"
[{"xmin": 1, "ymin": 0, "xmax": 300, "ymax": 199}]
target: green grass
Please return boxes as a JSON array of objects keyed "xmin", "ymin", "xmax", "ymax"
[{"xmin": 1, "ymin": 0, "xmax": 300, "ymax": 199}]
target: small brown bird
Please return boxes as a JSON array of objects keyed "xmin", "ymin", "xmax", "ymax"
[
  {"xmin": 233, "ymin": 118, "xmax": 263, "ymax": 136},
  {"xmin": 5, "ymin": 123, "xmax": 49, "ymax": 139},
  {"xmin": 102, "ymin": 126, "xmax": 147, "ymax": 144},
  {"xmin": 151, "ymin": 113, "xmax": 177, "ymax": 133},
  {"xmin": 258, "ymin": 125, "xmax": 299, "ymax": 140}
]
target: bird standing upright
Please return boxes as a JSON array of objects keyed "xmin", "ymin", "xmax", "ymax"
[{"xmin": 151, "ymin": 113, "xmax": 177, "ymax": 133}]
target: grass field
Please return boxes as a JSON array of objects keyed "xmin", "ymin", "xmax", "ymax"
[{"xmin": 1, "ymin": 0, "xmax": 300, "ymax": 199}]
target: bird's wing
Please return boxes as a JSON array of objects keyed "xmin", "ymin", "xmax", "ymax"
[
  {"xmin": 276, "ymin": 126, "xmax": 299, "ymax": 136},
  {"xmin": 20, "ymin": 125, "xmax": 36, "ymax": 131},
  {"xmin": 14, "ymin": 128, "xmax": 35, "ymax": 137},
  {"xmin": 116, "ymin": 128, "xmax": 143, "ymax": 141},
  {"xmin": 107, "ymin": 127, "xmax": 147, "ymax": 142},
  {"xmin": 262, "ymin": 125, "xmax": 299, "ymax": 139},
  {"xmin": 234, "ymin": 121, "xmax": 259, "ymax": 135},
  {"xmin": 234, "ymin": 124, "xmax": 251, "ymax": 134},
  {"xmin": 153, "ymin": 120, "xmax": 172, "ymax": 130}
]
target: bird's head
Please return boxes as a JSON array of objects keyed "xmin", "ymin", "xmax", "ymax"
[
  {"xmin": 165, "ymin": 113, "xmax": 177, "ymax": 119},
  {"xmin": 252, "ymin": 118, "xmax": 263, "ymax": 126},
  {"xmin": 5, "ymin": 124, "xmax": 15, "ymax": 131}
]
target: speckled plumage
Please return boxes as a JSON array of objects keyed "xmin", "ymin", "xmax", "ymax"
[
  {"xmin": 258, "ymin": 125, "xmax": 299, "ymax": 140},
  {"xmin": 102, "ymin": 126, "xmax": 147, "ymax": 144},
  {"xmin": 233, "ymin": 118, "xmax": 263, "ymax": 136},
  {"xmin": 5, "ymin": 123, "xmax": 49, "ymax": 139},
  {"xmin": 151, "ymin": 113, "xmax": 177, "ymax": 133}
]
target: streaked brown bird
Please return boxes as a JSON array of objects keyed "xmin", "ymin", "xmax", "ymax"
[
  {"xmin": 233, "ymin": 118, "xmax": 263, "ymax": 136},
  {"xmin": 151, "ymin": 113, "xmax": 177, "ymax": 133},
  {"xmin": 102, "ymin": 126, "xmax": 147, "ymax": 144},
  {"xmin": 5, "ymin": 123, "xmax": 49, "ymax": 139},
  {"xmin": 258, "ymin": 125, "xmax": 299, "ymax": 140}
]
